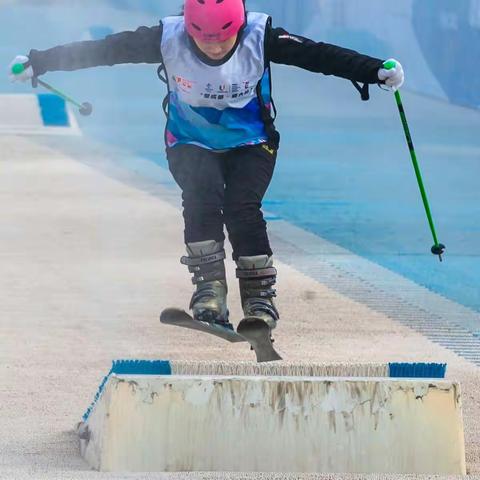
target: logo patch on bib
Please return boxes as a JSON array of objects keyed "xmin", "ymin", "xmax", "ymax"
[
  {"xmin": 200, "ymin": 80, "xmax": 255, "ymax": 100},
  {"xmin": 172, "ymin": 75, "xmax": 195, "ymax": 93}
]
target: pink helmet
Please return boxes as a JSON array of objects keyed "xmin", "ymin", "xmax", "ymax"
[{"xmin": 184, "ymin": 0, "xmax": 246, "ymax": 43}]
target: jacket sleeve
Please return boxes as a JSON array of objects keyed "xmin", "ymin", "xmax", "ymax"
[
  {"xmin": 265, "ymin": 25, "xmax": 384, "ymax": 85},
  {"xmin": 28, "ymin": 24, "xmax": 163, "ymax": 77}
]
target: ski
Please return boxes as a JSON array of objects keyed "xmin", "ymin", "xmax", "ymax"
[
  {"xmin": 237, "ymin": 317, "xmax": 282, "ymax": 363},
  {"xmin": 160, "ymin": 309, "xmax": 282, "ymax": 362},
  {"xmin": 160, "ymin": 308, "xmax": 246, "ymax": 343}
]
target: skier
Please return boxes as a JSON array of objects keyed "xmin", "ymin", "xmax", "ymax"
[{"xmin": 8, "ymin": 0, "xmax": 404, "ymax": 344}]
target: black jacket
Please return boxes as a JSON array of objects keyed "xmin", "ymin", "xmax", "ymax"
[{"xmin": 28, "ymin": 21, "xmax": 384, "ymax": 86}]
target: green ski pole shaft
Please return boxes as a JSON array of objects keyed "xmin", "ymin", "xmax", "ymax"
[
  {"xmin": 36, "ymin": 78, "xmax": 82, "ymax": 108},
  {"xmin": 11, "ymin": 63, "xmax": 92, "ymax": 116},
  {"xmin": 393, "ymin": 90, "xmax": 439, "ymax": 245},
  {"xmin": 383, "ymin": 60, "xmax": 445, "ymax": 261}
]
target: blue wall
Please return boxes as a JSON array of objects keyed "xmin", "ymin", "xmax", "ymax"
[
  {"xmin": 250, "ymin": 0, "xmax": 480, "ymax": 110},
  {"xmin": 412, "ymin": 0, "xmax": 480, "ymax": 108}
]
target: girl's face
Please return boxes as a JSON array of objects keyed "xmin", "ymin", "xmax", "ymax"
[{"xmin": 193, "ymin": 35, "xmax": 238, "ymax": 60}]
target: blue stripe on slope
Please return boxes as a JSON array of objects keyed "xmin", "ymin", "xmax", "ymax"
[{"xmin": 37, "ymin": 94, "xmax": 69, "ymax": 127}]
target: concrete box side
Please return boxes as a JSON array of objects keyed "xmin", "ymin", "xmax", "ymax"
[{"xmin": 82, "ymin": 376, "xmax": 466, "ymax": 474}]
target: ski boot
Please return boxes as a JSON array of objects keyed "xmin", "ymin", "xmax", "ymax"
[
  {"xmin": 236, "ymin": 255, "xmax": 281, "ymax": 361},
  {"xmin": 236, "ymin": 255, "xmax": 279, "ymax": 329},
  {"xmin": 181, "ymin": 240, "xmax": 233, "ymax": 330}
]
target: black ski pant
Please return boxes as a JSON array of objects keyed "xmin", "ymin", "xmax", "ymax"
[{"xmin": 167, "ymin": 143, "xmax": 277, "ymax": 261}]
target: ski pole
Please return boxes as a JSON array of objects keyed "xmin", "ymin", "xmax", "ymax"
[
  {"xmin": 11, "ymin": 62, "xmax": 93, "ymax": 116},
  {"xmin": 383, "ymin": 60, "xmax": 445, "ymax": 262}
]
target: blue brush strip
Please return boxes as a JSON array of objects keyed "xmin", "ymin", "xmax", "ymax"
[
  {"xmin": 81, "ymin": 360, "xmax": 171, "ymax": 422},
  {"xmin": 389, "ymin": 362, "xmax": 447, "ymax": 378},
  {"xmin": 111, "ymin": 359, "xmax": 172, "ymax": 375}
]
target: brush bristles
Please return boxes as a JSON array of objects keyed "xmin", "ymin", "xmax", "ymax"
[
  {"xmin": 81, "ymin": 360, "xmax": 446, "ymax": 422},
  {"xmin": 170, "ymin": 361, "xmax": 389, "ymax": 378}
]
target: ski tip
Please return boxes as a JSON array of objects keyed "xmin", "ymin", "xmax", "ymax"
[
  {"xmin": 237, "ymin": 317, "xmax": 282, "ymax": 364},
  {"xmin": 237, "ymin": 317, "xmax": 271, "ymax": 332},
  {"xmin": 257, "ymin": 352, "xmax": 283, "ymax": 363},
  {"xmin": 160, "ymin": 308, "xmax": 187, "ymax": 323}
]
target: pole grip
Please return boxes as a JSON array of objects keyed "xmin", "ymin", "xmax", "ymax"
[
  {"xmin": 11, "ymin": 63, "xmax": 26, "ymax": 75},
  {"xmin": 383, "ymin": 60, "xmax": 397, "ymax": 71}
]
